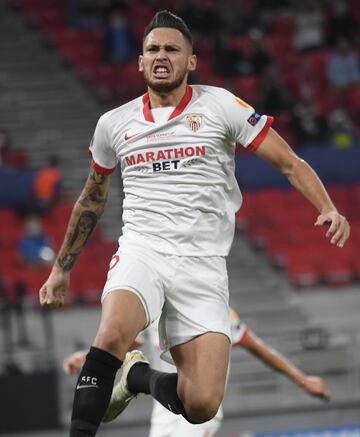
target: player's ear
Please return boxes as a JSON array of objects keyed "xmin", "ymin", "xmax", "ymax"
[
  {"xmin": 138, "ymin": 55, "xmax": 144, "ymax": 72},
  {"xmin": 188, "ymin": 54, "xmax": 197, "ymax": 72}
]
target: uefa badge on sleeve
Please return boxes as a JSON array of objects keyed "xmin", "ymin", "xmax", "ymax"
[
  {"xmin": 186, "ymin": 114, "xmax": 203, "ymax": 133},
  {"xmin": 247, "ymin": 112, "xmax": 261, "ymax": 126}
]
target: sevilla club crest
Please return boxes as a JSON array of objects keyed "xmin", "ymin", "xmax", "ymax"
[{"xmin": 186, "ymin": 114, "xmax": 203, "ymax": 133}]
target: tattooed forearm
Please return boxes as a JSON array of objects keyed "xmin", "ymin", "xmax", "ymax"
[
  {"xmin": 57, "ymin": 253, "xmax": 78, "ymax": 272},
  {"xmin": 69, "ymin": 211, "xmax": 98, "ymax": 246},
  {"xmin": 55, "ymin": 167, "xmax": 111, "ymax": 273}
]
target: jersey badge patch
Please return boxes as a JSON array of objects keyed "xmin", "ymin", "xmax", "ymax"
[
  {"xmin": 247, "ymin": 112, "xmax": 261, "ymax": 126},
  {"xmin": 186, "ymin": 114, "xmax": 203, "ymax": 133}
]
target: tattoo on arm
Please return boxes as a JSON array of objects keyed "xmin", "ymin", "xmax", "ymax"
[{"xmin": 56, "ymin": 168, "xmax": 110, "ymax": 272}]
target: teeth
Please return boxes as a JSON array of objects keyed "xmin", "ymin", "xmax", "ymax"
[{"xmin": 156, "ymin": 67, "xmax": 168, "ymax": 73}]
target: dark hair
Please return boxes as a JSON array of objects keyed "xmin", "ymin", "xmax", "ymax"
[{"xmin": 143, "ymin": 10, "xmax": 193, "ymax": 47}]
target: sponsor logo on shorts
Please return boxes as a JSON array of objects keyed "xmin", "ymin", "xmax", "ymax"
[{"xmin": 247, "ymin": 112, "xmax": 261, "ymax": 126}]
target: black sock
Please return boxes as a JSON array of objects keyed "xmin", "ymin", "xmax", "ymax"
[
  {"xmin": 127, "ymin": 362, "xmax": 199, "ymax": 424},
  {"xmin": 70, "ymin": 346, "xmax": 122, "ymax": 437}
]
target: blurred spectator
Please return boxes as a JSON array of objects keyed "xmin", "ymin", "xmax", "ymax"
[
  {"xmin": 256, "ymin": 64, "xmax": 292, "ymax": 114},
  {"xmin": 0, "ymin": 274, "xmax": 21, "ymax": 374},
  {"xmin": 104, "ymin": 6, "xmax": 134, "ymax": 63},
  {"xmin": 217, "ymin": 0, "xmax": 257, "ymax": 36},
  {"xmin": 328, "ymin": 107, "xmax": 357, "ymax": 149},
  {"xmin": 177, "ymin": 0, "xmax": 219, "ymax": 37},
  {"xmin": 0, "ymin": 129, "xmax": 28, "ymax": 170},
  {"xmin": 68, "ymin": 0, "xmax": 100, "ymax": 29},
  {"xmin": 17, "ymin": 216, "xmax": 55, "ymax": 266},
  {"xmin": 237, "ymin": 29, "xmax": 272, "ymax": 76},
  {"xmin": 292, "ymin": 1, "xmax": 325, "ymax": 52},
  {"xmin": 212, "ymin": 34, "xmax": 240, "ymax": 78},
  {"xmin": 13, "ymin": 281, "xmax": 30, "ymax": 346},
  {"xmin": 32, "ymin": 154, "xmax": 63, "ymax": 215},
  {"xmin": 291, "ymin": 99, "xmax": 329, "ymax": 146},
  {"xmin": 326, "ymin": 0, "xmax": 358, "ymax": 46},
  {"xmin": 327, "ymin": 38, "xmax": 360, "ymax": 89}
]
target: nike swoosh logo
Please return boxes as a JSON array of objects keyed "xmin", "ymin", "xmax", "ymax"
[
  {"xmin": 76, "ymin": 384, "xmax": 100, "ymax": 390},
  {"xmin": 124, "ymin": 132, "xmax": 140, "ymax": 140}
]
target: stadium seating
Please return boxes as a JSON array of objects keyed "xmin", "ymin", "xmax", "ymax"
[
  {"xmin": 16, "ymin": 0, "xmax": 359, "ymax": 130},
  {"xmin": 237, "ymin": 183, "xmax": 359, "ymax": 288},
  {"xmin": 11, "ymin": 2, "xmax": 360, "ymax": 293},
  {"xmin": 0, "ymin": 202, "xmax": 117, "ymax": 304}
]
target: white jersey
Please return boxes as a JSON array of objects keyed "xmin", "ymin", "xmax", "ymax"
[{"xmin": 89, "ymin": 84, "xmax": 273, "ymax": 256}]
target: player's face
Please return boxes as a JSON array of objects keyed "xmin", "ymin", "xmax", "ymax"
[{"xmin": 139, "ymin": 28, "xmax": 196, "ymax": 93}]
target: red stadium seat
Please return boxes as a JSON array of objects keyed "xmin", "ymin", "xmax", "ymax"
[{"xmin": 285, "ymin": 247, "xmax": 322, "ymax": 287}]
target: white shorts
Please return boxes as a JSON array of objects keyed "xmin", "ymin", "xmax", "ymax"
[{"xmin": 102, "ymin": 239, "xmax": 231, "ymax": 361}]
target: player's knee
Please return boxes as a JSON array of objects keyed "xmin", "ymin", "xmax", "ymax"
[
  {"xmin": 183, "ymin": 392, "xmax": 222, "ymax": 423},
  {"xmin": 94, "ymin": 325, "xmax": 132, "ymax": 356}
]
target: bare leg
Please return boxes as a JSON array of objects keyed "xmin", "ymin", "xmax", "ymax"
[
  {"xmin": 94, "ymin": 290, "xmax": 147, "ymax": 359},
  {"xmin": 172, "ymin": 332, "xmax": 230, "ymax": 423}
]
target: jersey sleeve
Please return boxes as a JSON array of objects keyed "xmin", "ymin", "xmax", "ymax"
[
  {"xmin": 231, "ymin": 319, "xmax": 249, "ymax": 347},
  {"xmin": 229, "ymin": 307, "xmax": 249, "ymax": 346},
  {"xmin": 219, "ymin": 89, "xmax": 274, "ymax": 152},
  {"xmin": 88, "ymin": 114, "xmax": 118, "ymax": 174}
]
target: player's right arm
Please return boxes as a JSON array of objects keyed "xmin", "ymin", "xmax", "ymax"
[{"xmin": 39, "ymin": 165, "xmax": 112, "ymax": 309}]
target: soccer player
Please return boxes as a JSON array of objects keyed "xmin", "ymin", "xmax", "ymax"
[
  {"xmin": 39, "ymin": 10, "xmax": 350, "ymax": 437},
  {"xmin": 63, "ymin": 308, "xmax": 330, "ymax": 437}
]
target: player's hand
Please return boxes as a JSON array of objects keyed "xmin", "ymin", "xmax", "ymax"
[
  {"xmin": 63, "ymin": 351, "xmax": 87, "ymax": 375},
  {"xmin": 315, "ymin": 210, "xmax": 350, "ymax": 248},
  {"xmin": 302, "ymin": 376, "xmax": 331, "ymax": 401},
  {"xmin": 39, "ymin": 266, "xmax": 69, "ymax": 309}
]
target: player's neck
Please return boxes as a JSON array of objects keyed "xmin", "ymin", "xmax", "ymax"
[{"xmin": 148, "ymin": 82, "xmax": 187, "ymax": 109}]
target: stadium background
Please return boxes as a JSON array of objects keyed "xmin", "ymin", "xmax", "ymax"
[{"xmin": 0, "ymin": 0, "xmax": 359, "ymax": 435}]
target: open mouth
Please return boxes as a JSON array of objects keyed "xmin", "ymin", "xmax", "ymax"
[{"xmin": 153, "ymin": 65, "xmax": 171, "ymax": 78}]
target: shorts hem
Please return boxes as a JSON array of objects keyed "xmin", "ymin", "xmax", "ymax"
[
  {"xmin": 160, "ymin": 330, "xmax": 231, "ymax": 364},
  {"xmin": 101, "ymin": 285, "xmax": 150, "ymax": 327}
]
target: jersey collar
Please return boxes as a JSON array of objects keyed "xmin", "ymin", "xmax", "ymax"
[{"xmin": 142, "ymin": 85, "xmax": 193, "ymax": 123}]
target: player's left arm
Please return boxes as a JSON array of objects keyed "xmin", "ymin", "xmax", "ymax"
[
  {"xmin": 63, "ymin": 350, "xmax": 87, "ymax": 375},
  {"xmin": 239, "ymin": 330, "xmax": 331, "ymax": 401},
  {"xmin": 254, "ymin": 128, "xmax": 350, "ymax": 247},
  {"xmin": 63, "ymin": 339, "xmax": 143, "ymax": 375}
]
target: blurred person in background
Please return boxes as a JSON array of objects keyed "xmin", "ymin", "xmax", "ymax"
[
  {"xmin": 291, "ymin": 98, "xmax": 329, "ymax": 146},
  {"xmin": 242, "ymin": 29, "xmax": 272, "ymax": 77},
  {"xmin": 32, "ymin": 154, "xmax": 63, "ymax": 215},
  {"xmin": 64, "ymin": 308, "xmax": 330, "ymax": 437},
  {"xmin": 292, "ymin": 0, "xmax": 326, "ymax": 52},
  {"xmin": 39, "ymin": 10, "xmax": 350, "ymax": 437},
  {"xmin": 327, "ymin": 38, "xmax": 360, "ymax": 90},
  {"xmin": 256, "ymin": 64, "xmax": 292, "ymax": 114},
  {"xmin": 0, "ymin": 129, "xmax": 28, "ymax": 170},
  {"xmin": 328, "ymin": 107, "xmax": 357, "ymax": 149},
  {"xmin": 17, "ymin": 216, "xmax": 55, "ymax": 266},
  {"xmin": 67, "ymin": 0, "xmax": 100, "ymax": 29},
  {"xmin": 326, "ymin": 0, "xmax": 358, "ymax": 46},
  {"xmin": 104, "ymin": 5, "xmax": 134, "ymax": 64}
]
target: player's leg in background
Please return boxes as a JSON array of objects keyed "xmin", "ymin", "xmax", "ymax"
[
  {"xmin": 170, "ymin": 412, "xmax": 222, "ymax": 437},
  {"xmin": 70, "ymin": 290, "xmax": 147, "ymax": 436},
  {"xmin": 172, "ymin": 331, "xmax": 230, "ymax": 423},
  {"xmin": 148, "ymin": 401, "xmax": 183, "ymax": 437},
  {"xmin": 149, "ymin": 401, "xmax": 223, "ymax": 437}
]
